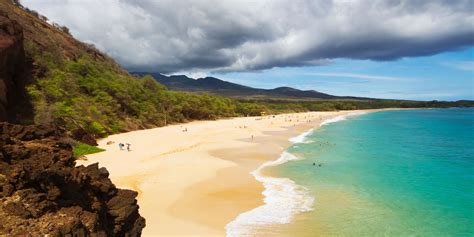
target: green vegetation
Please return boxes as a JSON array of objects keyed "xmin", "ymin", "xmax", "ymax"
[
  {"xmin": 25, "ymin": 46, "xmax": 242, "ymax": 137},
  {"xmin": 238, "ymin": 98, "xmax": 474, "ymax": 113},
  {"xmin": 73, "ymin": 142, "xmax": 105, "ymax": 157}
]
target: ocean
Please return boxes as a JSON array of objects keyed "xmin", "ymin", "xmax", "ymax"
[{"xmin": 227, "ymin": 108, "xmax": 474, "ymax": 236}]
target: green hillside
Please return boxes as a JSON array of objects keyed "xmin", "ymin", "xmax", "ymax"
[{"xmin": 2, "ymin": 1, "xmax": 243, "ymax": 137}]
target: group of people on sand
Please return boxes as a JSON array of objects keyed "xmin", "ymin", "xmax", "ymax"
[{"xmin": 118, "ymin": 143, "xmax": 131, "ymax": 151}]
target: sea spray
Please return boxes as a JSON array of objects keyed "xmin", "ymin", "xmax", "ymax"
[{"xmin": 226, "ymin": 129, "xmax": 315, "ymax": 237}]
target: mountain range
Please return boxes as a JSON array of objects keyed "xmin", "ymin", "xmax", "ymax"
[{"xmin": 133, "ymin": 73, "xmax": 373, "ymax": 100}]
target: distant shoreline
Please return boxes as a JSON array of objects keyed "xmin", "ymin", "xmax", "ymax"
[{"xmin": 77, "ymin": 109, "xmax": 396, "ymax": 236}]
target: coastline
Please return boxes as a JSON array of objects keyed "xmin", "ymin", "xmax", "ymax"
[
  {"xmin": 225, "ymin": 110, "xmax": 374, "ymax": 236},
  {"xmin": 77, "ymin": 109, "xmax": 387, "ymax": 236}
]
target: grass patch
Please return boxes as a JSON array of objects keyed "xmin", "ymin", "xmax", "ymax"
[{"xmin": 73, "ymin": 142, "xmax": 105, "ymax": 158}]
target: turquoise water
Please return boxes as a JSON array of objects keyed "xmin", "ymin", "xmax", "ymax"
[{"xmin": 273, "ymin": 109, "xmax": 474, "ymax": 236}]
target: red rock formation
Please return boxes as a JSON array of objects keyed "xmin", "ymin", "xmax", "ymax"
[
  {"xmin": 0, "ymin": 123, "xmax": 145, "ymax": 236},
  {"xmin": 0, "ymin": 10, "xmax": 33, "ymax": 123}
]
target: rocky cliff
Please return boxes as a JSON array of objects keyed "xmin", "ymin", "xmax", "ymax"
[
  {"xmin": 0, "ymin": 10, "xmax": 32, "ymax": 122},
  {"xmin": 0, "ymin": 122, "xmax": 145, "ymax": 236}
]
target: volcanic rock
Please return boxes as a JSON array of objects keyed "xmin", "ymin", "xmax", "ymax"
[{"xmin": 0, "ymin": 122, "xmax": 145, "ymax": 236}]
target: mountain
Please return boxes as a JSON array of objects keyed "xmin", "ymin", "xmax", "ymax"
[{"xmin": 134, "ymin": 73, "xmax": 371, "ymax": 100}]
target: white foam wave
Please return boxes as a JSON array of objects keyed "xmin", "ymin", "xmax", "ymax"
[
  {"xmin": 288, "ymin": 128, "xmax": 314, "ymax": 144},
  {"xmin": 225, "ymin": 151, "xmax": 314, "ymax": 237},
  {"xmin": 320, "ymin": 112, "xmax": 367, "ymax": 126}
]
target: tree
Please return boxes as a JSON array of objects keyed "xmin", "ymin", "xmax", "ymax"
[{"xmin": 60, "ymin": 26, "xmax": 70, "ymax": 35}]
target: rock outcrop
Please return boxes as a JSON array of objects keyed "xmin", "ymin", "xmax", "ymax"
[
  {"xmin": 0, "ymin": 10, "xmax": 33, "ymax": 123},
  {"xmin": 0, "ymin": 122, "xmax": 145, "ymax": 236}
]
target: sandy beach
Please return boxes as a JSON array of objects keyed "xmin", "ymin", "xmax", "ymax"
[{"xmin": 77, "ymin": 110, "xmax": 382, "ymax": 236}]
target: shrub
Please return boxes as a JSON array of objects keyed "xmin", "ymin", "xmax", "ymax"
[{"xmin": 73, "ymin": 143, "xmax": 105, "ymax": 158}]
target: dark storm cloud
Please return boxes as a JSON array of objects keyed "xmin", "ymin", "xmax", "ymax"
[{"xmin": 22, "ymin": 0, "xmax": 474, "ymax": 73}]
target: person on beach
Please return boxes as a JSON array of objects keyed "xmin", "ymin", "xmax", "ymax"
[
  {"xmin": 126, "ymin": 143, "xmax": 131, "ymax": 151},
  {"xmin": 251, "ymin": 135, "xmax": 254, "ymax": 141},
  {"xmin": 119, "ymin": 143, "xmax": 123, "ymax": 150}
]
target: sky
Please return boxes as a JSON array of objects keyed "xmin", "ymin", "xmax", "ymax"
[{"xmin": 22, "ymin": 0, "xmax": 474, "ymax": 101}]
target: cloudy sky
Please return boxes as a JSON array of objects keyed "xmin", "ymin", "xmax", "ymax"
[{"xmin": 22, "ymin": 0, "xmax": 473, "ymax": 100}]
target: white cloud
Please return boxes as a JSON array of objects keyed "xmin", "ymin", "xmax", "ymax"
[{"xmin": 22, "ymin": 0, "xmax": 474, "ymax": 73}]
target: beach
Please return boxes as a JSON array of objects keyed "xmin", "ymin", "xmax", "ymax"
[{"xmin": 77, "ymin": 110, "xmax": 382, "ymax": 236}]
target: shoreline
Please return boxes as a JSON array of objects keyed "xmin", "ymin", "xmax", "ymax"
[
  {"xmin": 225, "ymin": 111, "xmax": 374, "ymax": 236},
  {"xmin": 77, "ymin": 109, "xmax": 389, "ymax": 236}
]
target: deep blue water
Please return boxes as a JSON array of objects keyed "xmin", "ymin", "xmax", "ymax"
[{"xmin": 274, "ymin": 108, "xmax": 474, "ymax": 236}]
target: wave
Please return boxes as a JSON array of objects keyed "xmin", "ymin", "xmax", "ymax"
[
  {"xmin": 288, "ymin": 128, "xmax": 314, "ymax": 144},
  {"xmin": 320, "ymin": 112, "xmax": 368, "ymax": 126},
  {"xmin": 226, "ymin": 152, "xmax": 314, "ymax": 236}
]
